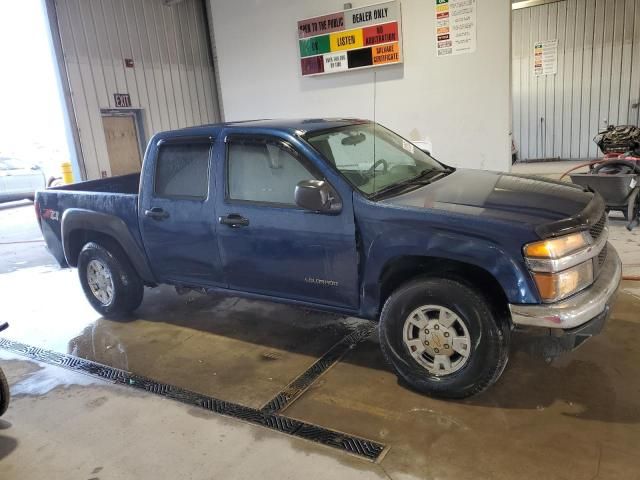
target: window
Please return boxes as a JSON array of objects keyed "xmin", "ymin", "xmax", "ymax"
[
  {"xmin": 227, "ymin": 141, "xmax": 318, "ymax": 205},
  {"xmin": 306, "ymin": 123, "xmax": 444, "ymax": 195},
  {"xmin": 0, "ymin": 158, "xmax": 25, "ymax": 170},
  {"xmin": 154, "ymin": 143, "xmax": 210, "ymax": 199}
]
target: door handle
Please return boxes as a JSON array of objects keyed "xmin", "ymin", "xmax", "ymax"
[
  {"xmin": 219, "ymin": 214, "xmax": 249, "ymax": 228},
  {"xmin": 144, "ymin": 207, "xmax": 169, "ymax": 220}
]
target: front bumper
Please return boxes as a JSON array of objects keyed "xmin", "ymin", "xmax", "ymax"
[{"xmin": 509, "ymin": 244, "xmax": 622, "ymax": 330}]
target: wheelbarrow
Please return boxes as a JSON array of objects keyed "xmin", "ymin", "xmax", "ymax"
[{"xmin": 566, "ymin": 157, "xmax": 640, "ymax": 231}]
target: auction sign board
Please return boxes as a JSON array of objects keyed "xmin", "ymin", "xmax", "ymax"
[{"xmin": 298, "ymin": 1, "xmax": 403, "ymax": 76}]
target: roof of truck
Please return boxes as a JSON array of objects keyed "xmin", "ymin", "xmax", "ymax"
[{"xmin": 164, "ymin": 118, "xmax": 371, "ymax": 138}]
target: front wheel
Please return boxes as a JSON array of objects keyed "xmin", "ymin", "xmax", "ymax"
[
  {"xmin": 379, "ymin": 277, "xmax": 510, "ymax": 399},
  {"xmin": 78, "ymin": 241, "xmax": 144, "ymax": 318},
  {"xmin": 0, "ymin": 367, "xmax": 9, "ymax": 416}
]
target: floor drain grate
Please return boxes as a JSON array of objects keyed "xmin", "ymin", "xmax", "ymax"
[
  {"xmin": 261, "ymin": 322, "xmax": 376, "ymax": 414},
  {"xmin": 0, "ymin": 335, "xmax": 385, "ymax": 461}
]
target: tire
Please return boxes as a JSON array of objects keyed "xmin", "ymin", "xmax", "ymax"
[
  {"xmin": 48, "ymin": 178, "xmax": 64, "ymax": 188},
  {"xmin": 0, "ymin": 367, "xmax": 9, "ymax": 416},
  {"xmin": 77, "ymin": 241, "xmax": 144, "ymax": 318},
  {"xmin": 379, "ymin": 277, "xmax": 510, "ymax": 399}
]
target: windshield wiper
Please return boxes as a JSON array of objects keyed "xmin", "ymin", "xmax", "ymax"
[{"xmin": 370, "ymin": 168, "xmax": 453, "ymax": 200}]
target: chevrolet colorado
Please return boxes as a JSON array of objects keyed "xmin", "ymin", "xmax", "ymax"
[{"xmin": 36, "ymin": 119, "xmax": 622, "ymax": 398}]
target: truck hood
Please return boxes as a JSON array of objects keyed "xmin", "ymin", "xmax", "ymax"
[{"xmin": 383, "ymin": 169, "xmax": 596, "ymax": 232}]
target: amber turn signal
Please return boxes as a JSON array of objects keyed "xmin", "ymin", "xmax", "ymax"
[{"xmin": 532, "ymin": 261, "xmax": 594, "ymax": 302}]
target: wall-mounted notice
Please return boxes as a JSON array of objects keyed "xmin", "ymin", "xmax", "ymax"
[
  {"xmin": 533, "ymin": 39, "xmax": 558, "ymax": 76},
  {"xmin": 435, "ymin": 0, "xmax": 476, "ymax": 57},
  {"xmin": 298, "ymin": 1, "xmax": 403, "ymax": 76}
]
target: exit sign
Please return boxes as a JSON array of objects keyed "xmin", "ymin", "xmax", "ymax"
[{"xmin": 114, "ymin": 93, "xmax": 131, "ymax": 108}]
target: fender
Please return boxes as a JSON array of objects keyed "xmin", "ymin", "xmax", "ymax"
[
  {"xmin": 61, "ymin": 208, "xmax": 155, "ymax": 283},
  {"xmin": 359, "ymin": 226, "xmax": 538, "ymax": 319}
]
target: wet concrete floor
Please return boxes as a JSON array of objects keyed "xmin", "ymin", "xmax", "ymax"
[{"xmin": 1, "ymin": 201, "xmax": 640, "ymax": 478}]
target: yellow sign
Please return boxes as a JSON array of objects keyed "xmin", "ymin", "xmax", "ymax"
[{"xmin": 330, "ymin": 28, "xmax": 364, "ymax": 51}]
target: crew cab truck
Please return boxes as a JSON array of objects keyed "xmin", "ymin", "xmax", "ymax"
[{"xmin": 36, "ymin": 119, "xmax": 622, "ymax": 398}]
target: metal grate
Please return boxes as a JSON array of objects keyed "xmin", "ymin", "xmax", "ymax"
[
  {"xmin": 589, "ymin": 212, "xmax": 607, "ymax": 241},
  {"xmin": 261, "ymin": 323, "xmax": 375, "ymax": 414},
  {"xmin": 0, "ymin": 337, "xmax": 386, "ymax": 461}
]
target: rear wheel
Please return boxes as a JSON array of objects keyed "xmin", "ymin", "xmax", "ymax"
[
  {"xmin": 0, "ymin": 367, "xmax": 9, "ymax": 416},
  {"xmin": 78, "ymin": 241, "xmax": 144, "ymax": 318},
  {"xmin": 379, "ymin": 277, "xmax": 510, "ymax": 399}
]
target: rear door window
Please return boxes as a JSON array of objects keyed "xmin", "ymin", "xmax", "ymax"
[{"xmin": 154, "ymin": 143, "xmax": 210, "ymax": 199}]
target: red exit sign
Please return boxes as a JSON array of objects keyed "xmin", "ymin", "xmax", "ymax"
[{"xmin": 114, "ymin": 93, "xmax": 131, "ymax": 108}]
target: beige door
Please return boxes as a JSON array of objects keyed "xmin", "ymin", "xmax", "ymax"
[{"xmin": 102, "ymin": 115, "xmax": 142, "ymax": 176}]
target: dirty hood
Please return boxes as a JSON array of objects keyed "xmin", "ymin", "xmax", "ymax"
[{"xmin": 384, "ymin": 168, "xmax": 596, "ymax": 229}]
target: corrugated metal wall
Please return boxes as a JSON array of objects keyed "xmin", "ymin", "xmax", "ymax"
[
  {"xmin": 513, "ymin": 0, "xmax": 640, "ymax": 161},
  {"xmin": 55, "ymin": 0, "xmax": 220, "ymax": 179}
]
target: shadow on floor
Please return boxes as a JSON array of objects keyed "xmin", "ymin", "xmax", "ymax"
[{"xmin": 59, "ymin": 284, "xmax": 640, "ymax": 425}]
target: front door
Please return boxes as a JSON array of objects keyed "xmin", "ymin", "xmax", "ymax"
[
  {"xmin": 140, "ymin": 138, "xmax": 225, "ymax": 288},
  {"xmin": 214, "ymin": 134, "xmax": 359, "ymax": 309},
  {"xmin": 102, "ymin": 115, "xmax": 142, "ymax": 176}
]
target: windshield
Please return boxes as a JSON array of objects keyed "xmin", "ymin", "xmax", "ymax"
[{"xmin": 305, "ymin": 123, "xmax": 445, "ymax": 196}]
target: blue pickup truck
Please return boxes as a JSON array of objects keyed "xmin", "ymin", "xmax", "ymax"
[{"xmin": 36, "ymin": 119, "xmax": 622, "ymax": 398}]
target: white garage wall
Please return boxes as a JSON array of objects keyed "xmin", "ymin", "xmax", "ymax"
[
  {"xmin": 55, "ymin": 0, "xmax": 220, "ymax": 180},
  {"xmin": 513, "ymin": 0, "xmax": 640, "ymax": 161},
  {"xmin": 208, "ymin": 0, "xmax": 512, "ymax": 171}
]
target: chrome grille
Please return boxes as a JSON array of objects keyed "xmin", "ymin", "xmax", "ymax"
[{"xmin": 589, "ymin": 212, "xmax": 607, "ymax": 240}]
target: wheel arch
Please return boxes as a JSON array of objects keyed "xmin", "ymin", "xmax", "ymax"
[
  {"xmin": 61, "ymin": 209, "xmax": 155, "ymax": 284},
  {"xmin": 373, "ymin": 255, "xmax": 513, "ymax": 327}
]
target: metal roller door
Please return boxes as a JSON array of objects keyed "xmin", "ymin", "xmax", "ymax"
[{"xmin": 513, "ymin": 0, "xmax": 640, "ymax": 161}]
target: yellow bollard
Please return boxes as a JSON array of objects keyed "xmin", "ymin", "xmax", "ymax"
[{"xmin": 61, "ymin": 162, "xmax": 74, "ymax": 184}]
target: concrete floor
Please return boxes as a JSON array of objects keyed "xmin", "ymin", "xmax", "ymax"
[{"xmin": 1, "ymin": 197, "xmax": 640, "ymax": 479}]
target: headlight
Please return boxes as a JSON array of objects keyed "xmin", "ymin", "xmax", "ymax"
[
  {"xmin": 524, "ymin": 232, "xmax": 591, "ymax": 259},
  {"xmin": 531, "ymin": 261, "xmax": 594, "ymax": 303}
]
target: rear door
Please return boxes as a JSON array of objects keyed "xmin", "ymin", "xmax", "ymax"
[
  {"xmin": 139, "ymin": 136, "xmax": 225, "ymax": 287},
  {"xmin": 214, "ymin": 133, "xmax": 359, "ymax": 309}
]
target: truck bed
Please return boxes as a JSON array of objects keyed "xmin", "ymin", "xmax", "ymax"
[
  {"xmin": 35, "ymin": 173, "xmax": 143, "ymax": 268},
  {"xmin": 54, "ymin": 173, "xmax": 140, "ymax": 194}
]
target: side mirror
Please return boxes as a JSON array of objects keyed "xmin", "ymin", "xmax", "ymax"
[{"xmin": 295, "ymin": 180, "xmax": 342, "ymax": 214}]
